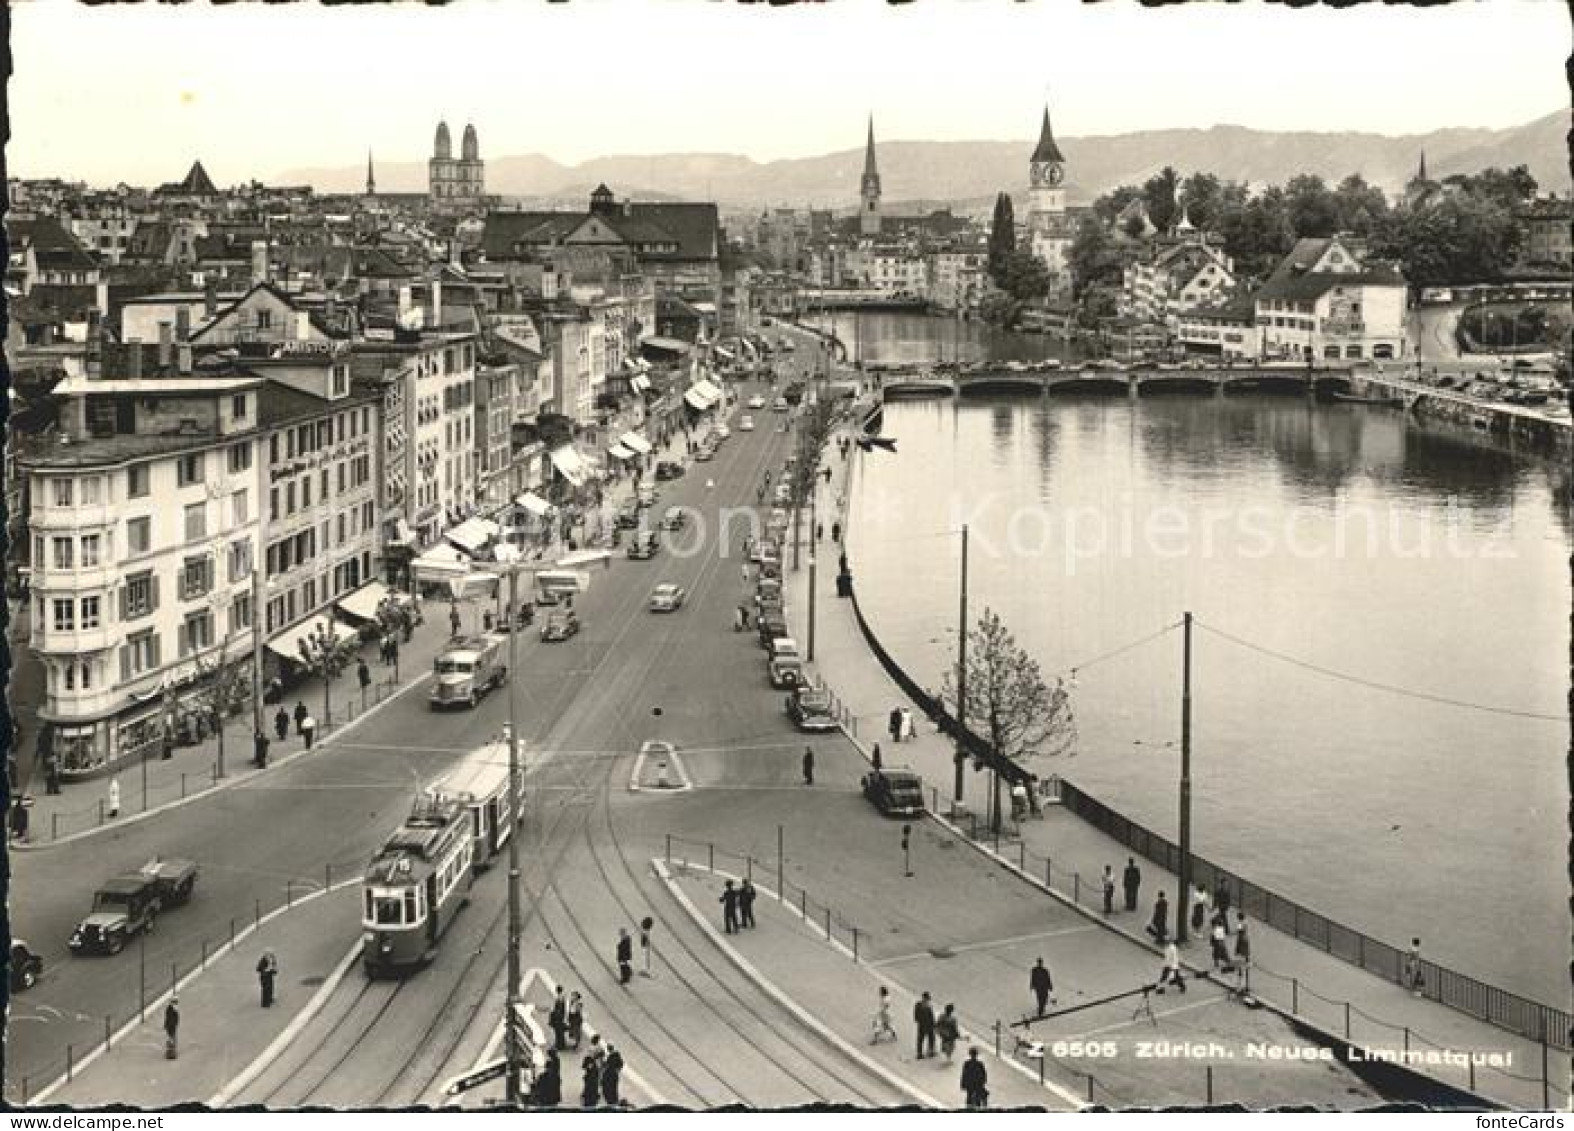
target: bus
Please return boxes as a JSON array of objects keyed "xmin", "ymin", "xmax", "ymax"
[{"xmin": 430, "ymin": 740, "xmax": 523, "ymax": 871}]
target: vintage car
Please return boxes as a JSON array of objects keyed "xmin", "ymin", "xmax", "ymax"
[
  {"xmin": 627, "ymin": 531, "xmax": 660, "ymax": 560},
  {"xmin": 694, "ymin": 446, "xmax": 715, "ymax": 462},
  {"xmin": 654, "ymin": 461, "xmax": 685, "ymax": 481},
  {"xmin": 636, "ymin": 485, "xmax": 659, "ymax": 507},
  {"xmin": 785, "ymin": 686, "xmax": 837, "ymax": 732},
  {"xmin": 739, "ymin": 416, "xmax": 756, "ymax": 432},
  {"xmin": 540, "ymin": 610, "xmax": 581, "ymax": 642},
  {"xmin": 649, "ymin": 583, "xmax": 687, "ymax": 612},
  {"xmin": 862, "ymin": 768, "xmax": 927, "ymax": 817},
  {"xmin": 9, "ymin": 940, "xmax": 43, "ymax": 991},
  {"xmin": 713, "ymin": 424, "xmax": 731, "ymax": 441},
  {"xmin": 748, "ymin": 396, "xmax": 766, "ymax": 410},
  {"xmin": 757, "ymin": 611, "xmax": 790, "ymax": 647},
  {"xmin": 767, "ymin": 637, "xmax": 804, "ymax": 688},
  {"xmin": 429, "ymin": 635, "xmax": 507, "ymax": 709},
  {"xmin": 70, "ymin": 858, "xmax": 199, "ymax": 955},
  {"xmin": 614, "ymin": 503, "xmax": 643, "ymax": 530},
  {"xmin": 659, "ymin": 507, "xmax": 687, "ymax": 532}
]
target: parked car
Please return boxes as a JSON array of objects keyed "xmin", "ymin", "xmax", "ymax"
[
  {"xmin": 9, "ymin": 940, "xmax": 43, "ymax": 991},
  {"xmin": 774, "ymin": 484, "xmax": 793, "ymax": 506},
  {"xmin": 694, "ymin": 446, "xmax": 715, "ymax": 462},
  {"xmin": 739, "ymin": 416, "xmax": 755, "ymax": 432},
  {"xmin": 614, "ymin": 503, "xmax": 642, "ymax": 530},
  {"xmin": 649, "ymin": 583, "xmax": 686, "ymax": 612},
  {"xmin": 755, "ymin": 577, "xmax": 783, "ymax": 609},
  {"xmin": 748, "ymin": 396, "xmax": 766, "ymax": 410},
  {"xmin": 785, "ymin": 686, "xmax": 837, "ymax": 731},
  {"xmin": 861, "ymin": 768, "xmax": 927, "ymax": 817},
  {"xmin": 636, "ymin": 484, "xmax": 659, "ymax": 507},
  {"xmin": 757, "ymin": 611, "xmax": 789, "ymax": 647},
  {"xmin": 768, "ymin": 638, "xmax": 804, "ymax": 688},
  {"xmin": 713, "ymin": 423, "xmax": 731, "ymax": 440},
  {"xmin": 750, "ymin": 538, "xmax": 779, "ymax": 564},
  {"xmin": 70, "ymin": 859, "xmax": 199, "ymax": 956},
  {"xmin": 655, "ymin": 461, "xmax": 685, "ymax": 481},
  {"xmin": 659, "ymin": 507, "xmax": 687, "ymax": 531},
  {"xmin": 773, "ymin": 397, "xmax": 790, "ymax": 413},
  {"xmin": 627, "ymin": 531, "xmax": 660, "ymax": 560},
  {"xmin": 541, "ymin": 610, "xmax": 581, "ymax": 642}
]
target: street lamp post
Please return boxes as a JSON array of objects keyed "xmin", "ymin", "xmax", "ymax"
[
  {"xmin": 1176, "ymin": 610, "xmax": 1194, "ymax": 947},
  {"xmin": 806, "ymin": 493, "xmax": 817, "ymax": 662},
  {"xmin": 502, "ymin": 564, "xmax": 525, "ymax": 1106},
  {"xmin": 952, "ymin": 525, "xmax": 968, "ymax": 810}
]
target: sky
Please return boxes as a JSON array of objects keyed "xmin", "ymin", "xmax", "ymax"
[{"xmin": 10, "ymin": 0, "xmax": 1570, "ymax": 186}]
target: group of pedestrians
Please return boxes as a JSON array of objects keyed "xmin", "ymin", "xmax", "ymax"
[
  {"xmin": 907, "ymin": 989, "xmax": 989, "ymax": 1107},
  {"xmin": 272, "ymin": 700, "xmax": 318, "ymax": 751},
  {"xmin": 537, "ymin": 992, "xmax": 627, "ymax": 1110},
  {"xmin": 886, "ymin": 706, "xmax": 916, "ymax": 744},
  {"xmin": 719, "ymin": 878, "xmax": 758, "ymax": 934},
  {"xmin": 1140, "ymin": 875, "xmax": 1253, "ymax": 991}
]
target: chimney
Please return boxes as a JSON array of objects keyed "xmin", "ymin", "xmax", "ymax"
[
  {"xmin": 95, "ymin": 279, "xmax": 109, "ymax": 320},
  {"xmin": 251, "ymin": 240, "xmax": 269, "ymax": 285},
  {"xmin": 175, "ymin": 306, "xmax": 191, "ymax": 344},
  {"xmin": 157, "ymin": 322, "xmax": 174, "ymax": 369},
  {"xmin": 178, "ymin": 342, "xmax": 193, "ymax": 375},
  {"xmin": 431, "ymin": 279, "xmax": 444, "ymax": 327},
  {"xmin": 204, "ymin": 278, "xmax": 218, "ymax": 319},
  {"xmin": 295, "ymin": 310, "xmax": 311, "ymax": 340}
]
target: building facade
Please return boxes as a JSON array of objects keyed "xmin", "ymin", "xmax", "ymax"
[
  {"xmin": 1026, "ymin": 105, "xmax": 1074, "ymax": 298},
  {"xmin": 1254, "ymin": 236, "xmax": 1408, "ymax": 362},
  {"xmin": 430, "ymin": 121, "xmax": 486, "ymax": 207}
]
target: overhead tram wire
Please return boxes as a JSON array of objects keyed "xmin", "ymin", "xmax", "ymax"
[
  {"xmin": 1194, "ymin": 618, "xmax": 1565, "ymax": 722},
  {"xmin": 1067, "ymin": 620, "xmax": 1184, "ymax": 680}
]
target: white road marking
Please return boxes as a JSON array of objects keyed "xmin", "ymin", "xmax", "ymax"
[
  {"xmin": 628, "ymin": 744, "xmax": 694, "ymax": 795},
  {"xmin": 872, "ymin": 923, "xmax": 1101, "ymax": 968}
]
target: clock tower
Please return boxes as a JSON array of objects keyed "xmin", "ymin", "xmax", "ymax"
[
  {"xmin": 859, "ymin": 115, "xmax": 882, "ymax": 238},
  {"xmin": 1027, "ymin": 103, "xmax": 1072, "ymax": 295}
]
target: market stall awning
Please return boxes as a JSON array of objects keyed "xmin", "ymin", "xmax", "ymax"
[
  {"xmin": 695, "ymin": 377, "xmax": 723, "ymax": 402},
  {"xmin": 445, "ymin": 517, "xmax": 500, "ymax": 554},
  {"xmin": 619, "ymin": 432, "xmax": 653, "ymax": 455},
  {"xmin": 631, "ymin": 374, "xmax": 651, "ymax": 393},
  {"xmin": 549, "ymin": 445, "xmax": 589, "ymax": 488},
  {"xmin": 337, "ymin": 580, "xmax": 393, "ymax": 622},
  {"xmin": 556, "ymin": 550, "xmax": 611, "ymax": 569},
  {"xmin": 447, "ymin": 571, "xmax": 501, "ymax": 602},
  {"xmin": 265, "ymin": 617, "xmax": 359, "ymax": 662},
  {"xmin": 684, "ymin": 388, "xmax": 710, "ymax": 411},
  {"xmin": 515, "ymin": 491, "xmax": 555, "ymax": 517},
  {"xmin": 607, "ymin": 443, "xmax": 636, "ymax": 461}
]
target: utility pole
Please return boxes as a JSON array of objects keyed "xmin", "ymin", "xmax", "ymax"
[
  {"xmin": 504, "ymin": 566, "xmax": 525, "ymax": 1106},
  {"xmin": 250, "ymin": 561, "xmax": 264, "ymax": 741},
  {"xmin": 807, "ymin": 493, "xmax": 818, "ymax": 661},
  {"xmin": 1176, "ymin": 610, "xmax": 1193, "ymax": 946},
  {"xmin": 953, "ymin": 525, "xmax": 968, "ymax": 810}
]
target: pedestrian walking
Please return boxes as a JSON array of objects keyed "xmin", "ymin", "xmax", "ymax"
[
  {"xmin": 871, "ymin": 743, "xmax": 882, "ymax": 772},
  {"xmin": 1123, "ymin": 857, "xmax": 1141, "ymax": 912},
  {"xmin": 108, "ymin": 776, "xmax": 121, "ymax": 819},
  {"xmin": 639, "ymin": 916, "xmax": 654, "ymax": 977},
  {"xmin": 44, "ymin": 754, "xmax": 61, "ymax": 795},
  {"xmin": 802, "ymin": 746, "xmax": 814, "ymax": 786},
  {"xmin": 1214, "ymin": 877, "xmax": 1232, "ymax": 921},
  {"xmin": 549, "ymin": 986, "xmax": 569, "ymax": 1049},
  {"xmin": 163, "ymin": 996, "xmax": 181, "ymax": 1059},
  {"xmin": 616, "ymin": 927, "xmax": 634, "ymax": 985},
  {"xmin": 580, "ymin": 1046, "xmax": 603, "ymax": 1108},
  {"xmin": 1102, "ymin": 865, "xmax": 1116, "ymax": 915},
  {"xmin": 900, "ymin": 708, "xmax": 916, "ymax": 743},
  {"xmin": 720, "ymin": 879, "xmax": 740, "ymax": 934},
  {"xmin": 533, "ymin": 1048, "xmax": 562, "ymax": 1107},
  {"xmin": 815, "ymin": 521, "xmax": 824, "ymax": 541},
  {"xmin": 740, "ymin": 604, "xmax": 751, "ymax": 630},
  {"xmin": 1148, "ymin": 891, "xmax": 1169, "ymax": 944},
  {"xmin": 389, "ymin": 636, "xmax": 401, "ymax": 668},
  {"xmin": 1403, "ymin": 938, "xmax": 1425, "ymax": 996},
  {"xmin": 960, "ymin": 1047, "xmax": 988, "ymax": 1109},
  {"xmin": 1209, "ymin": 920, "xmax": 1232, "ymax": 972},
  {"xmin": 274, "ymin": 706, "xmax": 290, "ymax": 742},
  {"xmin": 914, "ymin": 991, "xmax": 937, "ymax": 1059},
  {"xmin": 831, "ymin": 521, "xmax": 842, "ymax": 542},
  {"xmin": 601, "ymin": 1044, "xmax": 625, "ymax": 1107},
  {"xmin": 567, "ymin": 991, "xmax": 585, "ymax": 1049},
  {"xmin": 449, "ymin": 603, "xmax": 462, "ymax": 638},
  {"xmin": 253, "ymin": 731, "xmax": 270, "ymax": 769},
  {"xmin": 357, "ymin": 659, "xmax": 371, "ymax": 701},
  {"xmin": 293, "ymin": 700, "xmax": 308, "ymax": 736},
  {"xmin": 1156, "ymin": 941, "xmax": 1187, "ymax": 994},
  {"xmin": 1189, "ymin": 883, "xmax": 1210, "ymax": 935},
  {"xmin": 889, "ymin": 706, "xmax": 903, "ymax": 744},
  {"xmin": 871, "ymin": 986, "xmax": 897, "ymax": 1044},
  {"xmin": 301, "ymin": 714, "xmax": 317, "ymax": 751},
  {"xmin": 1029, "ymin": 957, "xmax": 1055, "ymax": 1016},
  {"xmin": 936, "ymin": 1003, "xmax": 960, "ymax": 1063},
  {"xmin": 1233, "ymin": 913, "xmax": 1252, "ymax": 990},
  {"xmin": 739, "ymin": 879, "xmax": 757, "ymax": 928},
  {"xmin": 10, "ymin": 799, "xmax": 30, "ymax": 843},
  {"xmin": 257, "ymin": 950, "xmax": 279, "ymax": 1007}
]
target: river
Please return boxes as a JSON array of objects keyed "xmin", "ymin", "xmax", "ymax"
[{"xmin": 811, "ymin": 311, "xmax": 1570, "ymax": 1005}]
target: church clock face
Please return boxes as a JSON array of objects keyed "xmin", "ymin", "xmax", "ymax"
[{"xmin": 1046, "ymin": 163, "xmax": 1064, "ymax": 186}]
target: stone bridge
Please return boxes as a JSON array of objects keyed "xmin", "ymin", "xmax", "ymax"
[{"xmin": 878, "ymin": 363, "xmax": 1355, "ymax": 400}]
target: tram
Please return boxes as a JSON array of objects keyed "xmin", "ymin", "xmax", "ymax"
[
  {"xmin": 429, "ymin": 739, "xmax": 523, "ymax": 871},
  {"xmin": 361, "ymin": 794, "xmax": 474, "ymax": 978}
]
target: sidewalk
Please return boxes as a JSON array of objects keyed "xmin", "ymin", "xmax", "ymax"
[
  {"xmin": 28, "ymin": 885, "xmax": 360, "ymax": 1107},
  {"xmin": 781, "ymin": 419, "xmax": 1558, "ymax": 1111}
]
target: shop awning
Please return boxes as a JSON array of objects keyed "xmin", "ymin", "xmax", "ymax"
[
  {"xmin": 549, "ymin": 445, "xmax": 589, "ymax": 488},
  {"xmin": 695, "ymin": 378, "xmax": 723, "ymax": 401},
  {"xmin": 265, "ymin": 617, "xmax": 359, "ymax": 662},
  {"xmin": 714, "ymin": 346, "xmax": 735, "ymax": 362},
  {"xmin": 642, "ymin": 336, "xmax": 692, "ymax": 355},
  {"xmin": 445, "ymin": 517, "xmax": 500, "ymax": 554},
  {"xmin": 556, "ymin": 551, "xmax": 610, "ymax": 569},
  {"xmin": 337, "ymin": 580, "xmax": 393, "ymax": 622},
  {"xmin": 684, "ymin": 388, "xmax": 710, "ymax": 411},
  {"xmin": 411, "ymin": 544, "xmax": 472, "ymax": 584},
  {"xmin": 631, "ymin": 374, "xmax": 651, "ymax": 393},
  {"xmin": 620, "ymin": 432, "xmax": 653, "ymax": 455},
  {"xmin": 608, "ymin": 443, "xmax": 636, "ymax": 461},
  {"xmin": 516, "ymin": 491, "xmax": 554, "ymax": 517}
]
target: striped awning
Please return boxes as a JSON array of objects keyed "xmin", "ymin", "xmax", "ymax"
[
  {"xmin": 620, "ymin": 432, "xmax": 653, "ymax": 455},
  {"xmin": 684, "ymin": 388, "xmax": 710, "ymax": 411},
  {"xmin": 608, "ymin": 443, "xmax": 636, "ymax": 461},
  {"xmin": 695, "ymin": 378, "xmax": 723, "ymax": 401},
  {"xmin": 631, "ymin": 374, "xmax": 651, "ymax": 393},
  {"xmin": 445, "ymin": 517, "xmax": 500, "ymax": 554},
  {"xmin": 516, "ymin": 491, "xmax": 554, "ymax": 517},
  {"xmin": 549, "ymin": 445, "xmax": 589, "ymax": 487}
]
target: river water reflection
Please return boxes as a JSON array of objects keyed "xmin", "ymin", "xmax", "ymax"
[{"xmin": 814, "ymin": 312, "xmax": 1570, "ymax": 1003}]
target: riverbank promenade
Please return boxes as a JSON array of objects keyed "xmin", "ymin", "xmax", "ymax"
[{"xmin": 781, "ymin": 396, "xmax": 1565, "ymax": 1111}]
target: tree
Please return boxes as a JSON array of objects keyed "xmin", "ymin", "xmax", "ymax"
[
  {"xmin": 1219, "ymin": 186, "xmax": 1294, "ymax": 280},
  {"xmin": 1285, "ymin": 174, "xmax": 1341, "ymax": 239},
  {"xmin": 1143, "ymin": 166, "xmax": 1181, "ymax": 234},
  {"xmin": 1068, "ymin": 216, "xmax": 1124, "ymax": 299},
  {"xmin": 297, "ymin": 619, "xmax": 353, "ymax": 729},
  {"xmin": 987, "ymin": 193, "xmax": 1016, "ymax": 286},
  {"xmin": 942, "ymin": 608, "xmax": 1076, "ymax": 831},
  {"xmin": 1179, "ymin": 172, "xmax": 1223, "ymax": 231},
  {"xmin": 788, "ymin": 397, "xmax": 837, "ymax": 569},
  {"xmin": 997, "ymin": 249, "xmax": 1052, "ymax": 304},
  {"xmin": 1332, "ymin": 174, "xmax": 1390, "ymax": 239},
  {"xmin": 1373, "ymin": 193, "xmax": 1525, "ymax": 286},
  {"xmin": 188, "ymin": 644, "xmax": 252, "ymax": 779},
  {"xmin": 1091, "ymin": 184, "xmax": 1144, "ymax": 227}
]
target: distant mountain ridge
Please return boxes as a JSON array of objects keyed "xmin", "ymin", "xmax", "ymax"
[{"xmin": 283, "ymin": 110, "xmax": 1570, "ymax": 210}]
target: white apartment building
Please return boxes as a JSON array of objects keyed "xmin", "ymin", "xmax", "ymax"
[
  {"xmin": 22, "ymin": 374, "xmax": 264, "ymax": 776},
  {"xmin": 1254, "ymin": 237, "xmax": 1408, "ymax": 362}
]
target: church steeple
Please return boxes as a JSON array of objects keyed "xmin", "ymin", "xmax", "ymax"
[
  {"xmin": 366, "ymin": 150, "xmax": 376, "ymax": 196},
  {"xmin": 859, "ymin": 115, "xmax": 882, "ymax": 237},
  {"xmin": 1417, "ymin": 150, "xmax": 1428, "ymax": 182},
  {"xmin": 1031, "ymin": 104, "xmax": 1065, "ymax": 165}
]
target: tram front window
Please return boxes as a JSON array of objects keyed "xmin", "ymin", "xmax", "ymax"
[{"xmin": 372, "ymin": 896, "xmax": 403, "ymax": 926}]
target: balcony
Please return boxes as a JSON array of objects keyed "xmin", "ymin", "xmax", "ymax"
[
  {"xmin": 35, "ymin": 623, "xmax": 117, "ymax": 655},
  {"xmin": 32, "ymin": 503, "xmax": 115, "ymax": 531}
]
